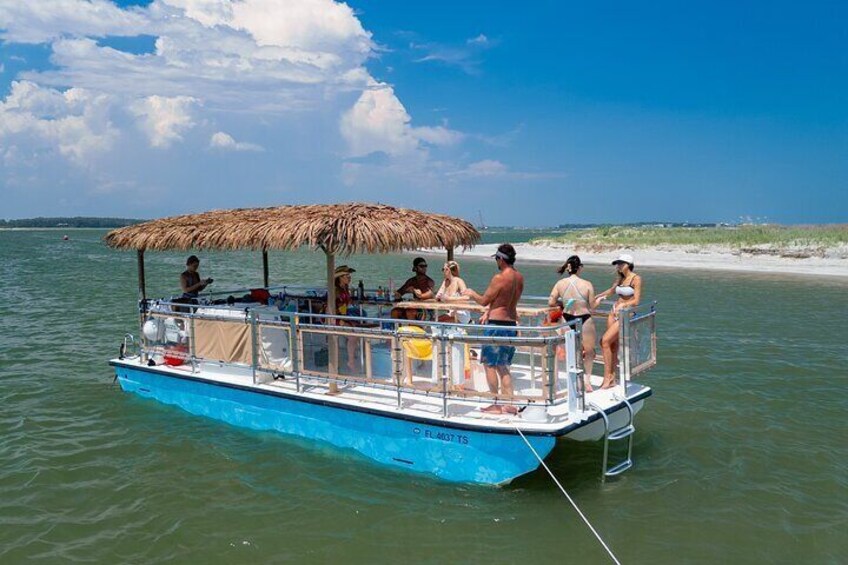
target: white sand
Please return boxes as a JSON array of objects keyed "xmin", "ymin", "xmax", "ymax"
[{"xmin": 421, "ymin": 242, "xmax": 848, "ymax": 278}]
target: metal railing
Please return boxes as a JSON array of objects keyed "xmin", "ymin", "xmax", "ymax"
[{"xmin": 135, "ymin": 294, "xmax": 656, "ymax": 417}]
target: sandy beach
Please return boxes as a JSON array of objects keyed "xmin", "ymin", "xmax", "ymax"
[{"xmin": 423, "ymin": 242, "xmax": 848, "ymax": 277}]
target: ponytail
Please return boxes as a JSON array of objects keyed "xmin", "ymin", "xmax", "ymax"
[{"xmin": 557, "ymin": 255, "xmax": 583, "ymax": 276}]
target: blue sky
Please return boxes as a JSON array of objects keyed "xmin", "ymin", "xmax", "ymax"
[{"xmin": 0, "ymin": 0, "xmax": 845, "ymax": 225}]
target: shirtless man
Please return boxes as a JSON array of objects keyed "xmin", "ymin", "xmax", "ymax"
[{"xmin": 463, "ymin": 243, "xmax": 524, "ymax": 414}]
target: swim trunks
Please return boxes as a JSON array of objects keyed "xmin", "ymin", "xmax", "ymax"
[{"xmin": 480, "ymin": 320, "xmax": 517, "ymax": 367}]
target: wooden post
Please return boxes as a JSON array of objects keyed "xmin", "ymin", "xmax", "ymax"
[
  {"xmin": 137, "ymin": 249, "xmax": 147, "ymax": 301},
  {"xmin": 446, "ymin": 246, "xmax": 454, "ymax": 261},
  {"xmin": 325, "ymin": 251, "xmax": 339, "ymax": 394},
  {"xmin": 262, "ymin": 248, "xmax": 269, "ymax": 288}
]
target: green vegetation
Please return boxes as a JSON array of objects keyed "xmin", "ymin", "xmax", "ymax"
[
  {"xmin": 533, "ymin": 224, "xmax": 848, "ymax": 250},
  {"xmin": 0, "ymin": 217, "xmax": 145, "ymax": 229}
]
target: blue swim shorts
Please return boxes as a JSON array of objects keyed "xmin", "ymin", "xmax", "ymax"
[{"xmin": 480, "ymin": 322, "xmax": 517, "ymax": 367}]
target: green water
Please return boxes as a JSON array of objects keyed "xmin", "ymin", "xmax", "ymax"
[{"xmin": 1, "ymin": 229, "xmax": 846, "ymax": 563}]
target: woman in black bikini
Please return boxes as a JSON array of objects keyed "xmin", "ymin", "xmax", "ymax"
[
  {"xmin": 548, "ymin": 255, "xmax": 597, "ymax": 390},
  {"xmin": 594, "ymin": 254, "xmax": 642, "ymax": 389}
]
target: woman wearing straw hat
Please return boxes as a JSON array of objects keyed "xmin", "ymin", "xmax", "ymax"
[
  {"xmin": 331, "ymin": 265, "xmax": 360, "ymax": 372},
  {"xmin": 594, "ymin": 254, "xmax": 643, "ymax": 389}
]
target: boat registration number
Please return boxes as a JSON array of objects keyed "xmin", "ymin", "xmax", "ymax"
[{"xmin": 416, "ymin": 427, "xmax": 469, "ymax": 445}]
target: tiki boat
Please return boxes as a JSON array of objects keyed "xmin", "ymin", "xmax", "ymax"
[{"xmin": 105, "ymin": 204, "xmax": 657, "ymax": 485}]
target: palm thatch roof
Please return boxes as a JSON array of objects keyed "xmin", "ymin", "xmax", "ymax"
[{"xmin": 104, "ymin": 203, "xmax": 480, "ymax": 254}]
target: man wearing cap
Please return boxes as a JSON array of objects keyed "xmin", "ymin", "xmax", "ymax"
[
  {"xmin": 392, "ymin": 257, "xmax": 435, "ymax": 320},
  {"xmin": 594, "ymin": 254, "xmax": 642, "ymax": 389},
  {"xmin": 463, "ymin": 243, "xmax": 524, "ymax": 414}
]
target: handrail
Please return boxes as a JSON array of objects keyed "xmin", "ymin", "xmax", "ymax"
[{"xmin": 135, "ymin": 294, "xmax": 658, "ymax": 416}]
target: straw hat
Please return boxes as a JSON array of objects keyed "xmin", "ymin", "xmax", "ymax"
[{"xmin": 334, "ymin": 265, "xmax": 356, "ymax": 279}]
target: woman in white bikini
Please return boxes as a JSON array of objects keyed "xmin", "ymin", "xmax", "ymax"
[
  {"xmin": 434, "ymin": 260, "xmax": 469, "ymax": 322},
  {"xmin": 548, "ymin": 255, "xmax": 597, "ymax": 390},
  {"xmin": 594, "ymin": 254, "xmax": 642, "ymax": 389}
]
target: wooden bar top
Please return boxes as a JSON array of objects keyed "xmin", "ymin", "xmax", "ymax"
[{"xmin": 388, "ymin": 299, "xmax": 554, "ymax": 317}]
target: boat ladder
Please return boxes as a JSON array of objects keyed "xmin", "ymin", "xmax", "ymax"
[{"xmin": 589, "ymin": 396, "xmax": 636, "ymax": 482}]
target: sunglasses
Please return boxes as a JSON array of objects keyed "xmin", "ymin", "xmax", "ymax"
[{"xmin": 417, "ymin": 264, "xmax": 428, "ymax": 268}]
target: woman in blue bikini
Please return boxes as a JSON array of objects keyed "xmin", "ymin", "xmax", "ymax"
[{"xmin": 548, "ymin": 255, "xmax": 597, "ymax": 390}]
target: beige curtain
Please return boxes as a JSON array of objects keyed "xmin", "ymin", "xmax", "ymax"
[{"xmin": 193, "ymin": 318, "xmax": 253, "ymax": 365}]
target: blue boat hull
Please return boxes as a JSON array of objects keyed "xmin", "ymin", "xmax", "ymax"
[{"xmin": 114, "ymin": 365, "xmax": 556, "ymax": 485}]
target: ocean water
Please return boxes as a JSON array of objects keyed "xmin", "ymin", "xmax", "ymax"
[{"xmin": 1, "ymin": 229, "xmax": 846, "ymax": 563}]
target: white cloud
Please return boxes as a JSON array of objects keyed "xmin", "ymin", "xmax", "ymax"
[
  {"xmin": 130, "ymin": 95, "xmax": 197, "ymax": 148},
  {"xmin": 0, "ymin": 0, "xmax": 148, "ymax": 43},
  {"xmin": 0, "ymin": 80, "xmax": 119, "ymax": 164},
  {"xmin": 209, "ymin": 131, "xmax": 264, "ymax": 151},
  {"xmin": 412, "ymin": 33, "xmax": 498, "ymax": 75},
  {"xmin": 459, "ymin": 159, "xmax": 509, "ymax": 177},
  {"xmin": 0, "ymin": 0, "xmax": 483, "ymax": 218},
  {"xmin": 449, "ymin": 159, "xmax": 566, "ymax": 180},
  {"xmin": 340, "ymin": 81, "xmax": 463, "ymax": 157}
]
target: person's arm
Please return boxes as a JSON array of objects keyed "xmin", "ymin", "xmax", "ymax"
[
  {"xmin": 630, "ymin": 275, "xmax": 642, "ymax": 307},
  {"xmin": 434, "ymin": 280, "xmax": 447, "ymax": 301},
  {"xmin": 594, "ymin": 278, "xmax": 617, "ymax": 305},
  {"xmin": 463, "ymin": 274, "xmax": 502, "ymax": 306},
  {"xmin": 395, "ymin": 279, "xmax": 410, "ymax": 300},
  {"xmin": 586, "ymin": 282, "xmax": 596, "ymax": 311},
  {"xmin": 548, "ymin": 281, "xmax": 561, "ymax": 307},
  {"xmin": 181, "ymin": 273, "xmax": 208, "ymax": 294},
  {"xmin": 443, "ymin": 278, "xmax": 471, "ymax": 302}
]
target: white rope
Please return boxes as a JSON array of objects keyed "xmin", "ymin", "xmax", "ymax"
[{"xmin": 514, "ymin": 427, "xmax": 622, "ymax": 565}]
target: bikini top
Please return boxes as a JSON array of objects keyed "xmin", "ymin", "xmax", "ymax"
[
  {"xmin": 615, "ymin": 275, "xmax": 636, "ymax": 297},
  {"xmin": 561, "ymin": 277, "xmax": 589, "ymax": 310}
]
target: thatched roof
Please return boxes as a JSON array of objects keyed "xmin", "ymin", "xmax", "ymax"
[{"xmin": 104, "ymin": 203, "xmax": 480, "ymax": 254}]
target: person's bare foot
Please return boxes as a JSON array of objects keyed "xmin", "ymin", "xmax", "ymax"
[
  {"xmin": 600, "ymin": 379, "xmax": 617, "ymax": 389},
  {"xmin": 584, "ymin": 377, "xmax": 594, "ymax": 393},
  {"xmin": 481, "ymin": 404, "xmax": 502, "ymax": 414}
]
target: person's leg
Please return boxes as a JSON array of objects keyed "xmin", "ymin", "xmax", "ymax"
[
  {"xmin": 582, "ymin": 319, "xmax": 597, "ymax": 392},
  {"xmin": 601, "ymin": 316, "xmax": 620, "ymax": 388},
  {"xmin": 496, "ymin": 365, "xmax": 519, "ymax": 414}
]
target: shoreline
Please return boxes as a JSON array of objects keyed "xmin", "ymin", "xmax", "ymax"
[{"xmin": 422, "ymin": 242, "xmax": 848, "ymax": 278}]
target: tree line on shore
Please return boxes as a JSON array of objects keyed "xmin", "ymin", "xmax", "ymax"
[{"xmin": 0, "ymin": 217, "xmax": 145, "ymax": 228}]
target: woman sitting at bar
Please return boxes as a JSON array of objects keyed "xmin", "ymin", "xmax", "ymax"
[
  {"xmin": 435, "ymin": 261, "xmax": 468, "ymax": 302},
  {"xmin": 435, "ymin": 260, "xmax": 469, "ymax": 323}
]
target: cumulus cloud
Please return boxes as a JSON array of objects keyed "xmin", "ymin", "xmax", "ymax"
[
  {"xmin": 0, "ymin": 80, "xmax": 119, "ymax": 164},
  {"xmin": 340, "ymin": 81, "xmax": 463, "ymax": 157},
  {"xmin": 130, "ymin": 95, "xmax": 197, "ymax": 148},
  {"xmin": 209, "ymin": 131, "xmax": 263, "ymax": 151},
  {"xmin": 0, "ymin": 0, "xmax": 480, "ymax": 217},
  {"xmin": 0, "ymin": 0, "xmax": 148, "ymax": 43}
]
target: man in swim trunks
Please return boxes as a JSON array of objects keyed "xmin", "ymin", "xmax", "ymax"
[{"xmin": 463, "ymin": 243, "xmax": 524, "ymax": 414}]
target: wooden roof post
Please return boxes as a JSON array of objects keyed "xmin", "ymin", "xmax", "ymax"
[
  {"xmin": 446, "ymin": 246, "xmax": 454, "ymax": 261},
  {"xmin": 262, "ymin": 248, "xmax": 269, "ymax": 288},
  {"xmin": 325, "ymin": 250, "xmax": 339, "ymax": 394},
  {"xmin": 137, "ymin": 249, "xmax": 147, "ymax": 302}
]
